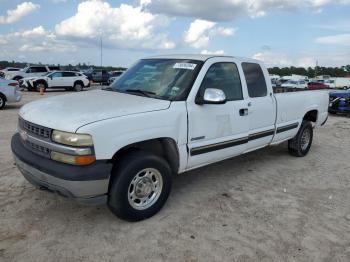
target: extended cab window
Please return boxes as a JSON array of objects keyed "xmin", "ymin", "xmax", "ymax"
[
  {"xmin": 199, "ymin": 63, "xmax": 243, "ymax": 101},
  {"xmin": 242, "ymin": 63, "xmax": 267, "ymax": 98}
]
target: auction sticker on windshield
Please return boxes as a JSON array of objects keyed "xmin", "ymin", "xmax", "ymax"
[{"xmin": 173, "ymin": 63, "xmax": 197, "ymax": 70}]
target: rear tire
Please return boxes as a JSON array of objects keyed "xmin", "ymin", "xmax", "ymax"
[
  {"xmin": 288, "ymin": 121, "xmax": 313, "ymax": 157},
  {"xmin": 0, "ymin": 94, "xmax": 6, "ymax": 109},
  {"xmin": 73, "ymin": 82, "xmax": 83, "ymax": 92},
  {"xmin": 108, "ymin": 151, "xmax": 172, "ymax": 222}
]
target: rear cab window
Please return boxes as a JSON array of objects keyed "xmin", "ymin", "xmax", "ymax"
[{"xmin": 242, "ymin": 63, "xmax": 267, "ymax": 98}]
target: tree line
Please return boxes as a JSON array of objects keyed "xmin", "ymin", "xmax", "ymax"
[{"xmin": 268, "ymin": 65, "xmax": 350, "ymax": 78}]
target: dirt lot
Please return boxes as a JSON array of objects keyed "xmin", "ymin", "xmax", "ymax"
[{"xmin": 1, "ymin": 90, "xmax": 350, "ymax": 262}]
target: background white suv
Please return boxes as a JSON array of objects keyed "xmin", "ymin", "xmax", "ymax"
[
  {"xmin": 20, "ymin": 71, "xmax": 90, "ymax": 92},
  {"xmin": 4, "ymin": 66, "xmax": 60, "ymax": 81}
]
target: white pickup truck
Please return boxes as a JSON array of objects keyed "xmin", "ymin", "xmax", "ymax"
[{"xmin": 12, "ymin": 55, "xmax": 328, "ymax": 221}]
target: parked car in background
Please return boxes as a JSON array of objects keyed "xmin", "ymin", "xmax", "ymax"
[
  {"xmin": 329, "ymin": 91, "xmax": 350, "ymax": 114},
  {"xmin": 4, "ymin": 66, "xmax": 60, "ymax": 81},
  {"xmin": 20, "ymin": 71, "xmax": 90, "ymax": 92},
  {"xmin": 308, "ymin": 82, "xmax": 328, "ymax": 90},
  {"xmin": 281, "ymin": 80, "xmax": 307, "ymax": 89},
  {"xmin": 91, "ymin": 70, "xmax": 110, "ymax": 84},
  {"xmin": 323, "ymin": 79, "xmax": 335, "ymax": 89},
  {"xmin": 0, "ymin": 67, "xmax": 21, "ymax": 78},
  {"xmin": 82, "ymin": 68, "xmax": 94, "ymax": 81},
  {"xmin": 0, "ymin": 78, "xmax": 22, "ymax": 109},
  {"xmin": 331, "ymin": 78, "xmax": 350, "ymax": 90},
  {"xmin": 11, "ymin": 54, "xmax": 329, "ymax": 221},
  {"xmin": 107, "ymin": 71, "xmax": 124, "ymax": 85}
]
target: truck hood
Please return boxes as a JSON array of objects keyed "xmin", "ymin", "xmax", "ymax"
[{"xmin": 19, "ymin": 90, "xmax": 171, "ymax": 132}]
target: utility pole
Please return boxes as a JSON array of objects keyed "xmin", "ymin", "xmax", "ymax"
[
  {"xmin": 100, "ymin": 34, "xmax": 103, "ymax": 69},
  {"xmin": 315, "ymin": 59, "xmax": 318, "ymax": 78},
  {"xmin": 100, "ymin": 33, "xmax": 103, "ymax": 86}
]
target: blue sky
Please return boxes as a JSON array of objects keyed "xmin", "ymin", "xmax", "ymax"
[{"xmin": 0, "ymin": 0, "xmax": 350, "ymax": 67}]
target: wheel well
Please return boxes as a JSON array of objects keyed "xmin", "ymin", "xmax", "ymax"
[
  {"xmin": 111, "ymin": 138, "xmax": 180, "ymax": 174},
  {"xmin": 303, "ymin": 110, "xmax": 318, "ymax": 122},
  {"xmin": 13, "ymin": 76, "xmax": 23, "ymax": 80},
  {"xmin": 74, "ymin": 80, "xmax": 84, "ymax": 86}
]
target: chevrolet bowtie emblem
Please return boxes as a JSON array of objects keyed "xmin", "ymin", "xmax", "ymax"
[{"xmin": 19, "ymin": 130, "xmax": 28, "ymax": 141}]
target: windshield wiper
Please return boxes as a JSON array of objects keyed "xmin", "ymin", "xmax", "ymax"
[{"xmin": 125, "ymin": 89, "xmax": 157, "ymax": 97}]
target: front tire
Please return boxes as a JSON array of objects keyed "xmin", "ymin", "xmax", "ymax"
[
  {"xmin": 108, "ymin": 151, "xmax": 172, "ymax": 222},
  {"xmin": 288, "ymin": 121, "xmax": 313, "ymax": 157},
  {"xmin": 35, "ymin": 82, "xmax": 47, "ymax": 92},
  {"xmin": 0, "ymin": 94, "xmax": 6, "ymax": 109}
]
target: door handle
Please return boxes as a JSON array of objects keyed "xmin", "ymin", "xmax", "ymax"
[{"xmin": 239, "ymin": 108, "xmax": 249, "ymax": 116}]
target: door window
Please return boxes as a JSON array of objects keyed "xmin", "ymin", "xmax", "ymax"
[
  {"xmin": 242, "ymin": 63, "xmax": 267, "ymax": 98},
  {"xmin": 199, "ymin": 62, "xmax": 243, "ymax": 101},
  {"xmin": 31, "ymin": 67, "xmax": 47, "ymax": 73},
  {"xmin": 63, "ymin": 72, "xmax": 76, "ymax": 77},
  {"xmin": 51, "ymin": 72, "xmax": 63, "ymax": 78}
]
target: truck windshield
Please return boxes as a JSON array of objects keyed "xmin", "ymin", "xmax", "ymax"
[{"xmin": 109, "ymin": 59, "xmax": 203, "ymax": 101}]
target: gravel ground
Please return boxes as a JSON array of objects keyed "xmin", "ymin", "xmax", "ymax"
[{"xmin": 1, "ymin": 90, "xmax": 350, "ymax": 262}]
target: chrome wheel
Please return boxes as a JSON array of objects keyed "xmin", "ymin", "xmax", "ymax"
[
  {"xmin": 0, "ymin": 97, "xmax": 3, "ymax": 108},
  {"xmin": 301, "ymin": 128, "xmax": 311, "ymax": 151},
  {"xmin": 36, "ymin": 83, "xmax": 45, "ymax": 92},
  {"xmin": 128, "ymin": 168, "xmax": 163, "ymax": 210}
]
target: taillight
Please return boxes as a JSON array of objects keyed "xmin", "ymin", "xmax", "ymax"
[{"xmin": 8, "ymin": 82, "xmax": 18, "ymax": 87}]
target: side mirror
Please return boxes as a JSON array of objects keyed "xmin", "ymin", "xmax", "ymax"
[{"xmin": 196, "ymin": 88, "xmax": 227, "ymax": 105}]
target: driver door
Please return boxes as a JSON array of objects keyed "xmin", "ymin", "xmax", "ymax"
[
  {"xmin": 187, "ymin": 62, "xmax": 249, "ymax": 169},
  {"xmin": 49, "ymin": 72, "xmax": 64, "ymax": 87}
]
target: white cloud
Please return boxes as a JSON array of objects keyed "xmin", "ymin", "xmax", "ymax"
[
  {"xmin": 315, "ymin": 34, "xmax": 350, "ymax": 46},
  {"xmin": 184, "ymin": 19, "xmax": 215, "ymax": 48},
  {"xmin": 184, "ymin": 19, "xmax": 235, "ymax": 48},
  {"xmin": 0, "ymin": 26, "xmax": 76, "ymax": 54},
  {"xmin": 252, "ymin": 50, "xmax": 350, "ymax": 67},
  {"xmin": 55, "ymin": 0, "xmax": 175, "ymax": 50},
  {"xmin": 253, "ymin": 51, "xmax": 292, "ymax": 67},
  {"xmin": 296, "ymin": 57, "xmax": 317, "ymax": 67},
  {"xmin": 21, "ymin": 26, "xmax": 47, "ymax": 37},
  {"xmin": 0, "ymin": 2, "xmax": 40, "ymax": 24},
  {"xmin": 201, "ymin": 50, "xmax": 225, "ymax": 55},
  {"xmin": 145, "ymin": 0, "xmax": 350, "ymax": 21}
]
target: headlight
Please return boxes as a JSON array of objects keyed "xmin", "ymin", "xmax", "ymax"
[
  {"xmin": 52, "ymin": 130, "xmax": 93, "ymax": 147},
  {"xmin": 51, "ymin": 151, "xmax": 96, "ymax": 165}
]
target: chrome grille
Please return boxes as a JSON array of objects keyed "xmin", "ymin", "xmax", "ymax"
[
  {"xmin": 19, "ymin": 118, "xmax": 52, "ymax": 158},
  {"xmin": 19, "ymin": 118, "xmax": 51, "ymax": 139},
  {"xmin": 23, "ymin": 139, "xmax": 51, "ymax": 158}
]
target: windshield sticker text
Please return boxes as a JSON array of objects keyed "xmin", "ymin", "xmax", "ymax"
[{"xmin": 173, "ymin": 63, "xmax": 197, "ymax": 70}]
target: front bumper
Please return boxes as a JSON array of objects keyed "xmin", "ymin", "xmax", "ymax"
[{"xmin": 11, "ymin": 133, "xmax": 112, "ymax": 204}]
